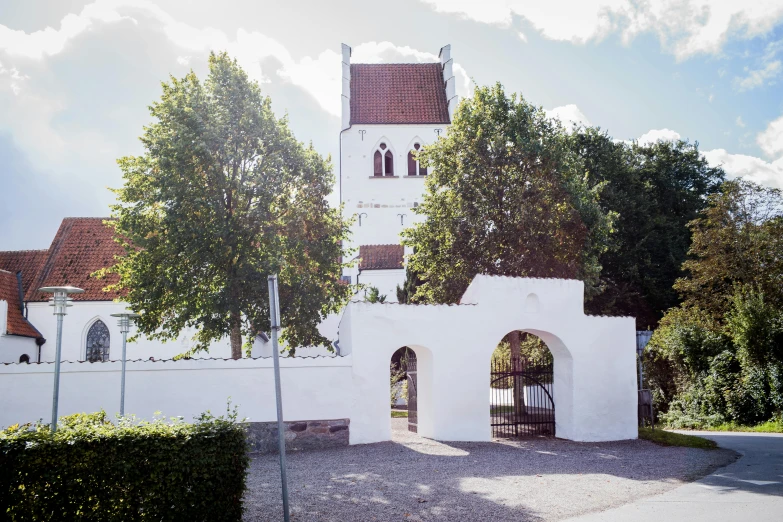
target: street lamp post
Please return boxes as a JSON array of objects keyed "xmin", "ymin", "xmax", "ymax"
[
  {"xmin": 39, "ymin": 286, "xmax": 84, "ymax": 433},
  {"xmin": 268, "ymin": 275, "xmax": 290, "ymax": 522},
  {"xmin": 110, "ymin": 312, "xmax": 140, "ymax": 417}
]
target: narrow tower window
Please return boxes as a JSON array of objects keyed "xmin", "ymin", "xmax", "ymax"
[
  {"xmin": 373, "ymin": 142, "xmax": 394, "ymax": 176},
  {"xmin": 374, "ymin": 150, "xmax": 382, "ymax": 176},
  {"xmin": 384, "ymin": 150, "xmax": 394, "ymax": 176},
  {"xmin": 407, "ymin": 143, "xmax": 427, "ymax": 176}
]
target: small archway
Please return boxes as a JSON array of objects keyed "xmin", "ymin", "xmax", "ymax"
[
  {"xmin": 490, "ymin": 330, "xmax": 555, "ymax": 437},
  {"xmin": 390, "ymin": 347, "xmax": 418, "ymax": 435}
]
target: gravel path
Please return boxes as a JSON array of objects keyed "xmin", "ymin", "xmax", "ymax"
[{"xmin": 243, "ymin": 418, "xmax": 737, "ymax": 521}]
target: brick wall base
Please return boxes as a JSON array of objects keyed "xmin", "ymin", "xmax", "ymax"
[{"xmin": 245, "ymin": 419, "xmax": 350, "ymax": 453}]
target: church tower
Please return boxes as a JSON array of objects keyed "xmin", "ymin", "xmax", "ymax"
[{"xmin": 339, "ymin": 44, "xmax": 457, "ymax": 299}]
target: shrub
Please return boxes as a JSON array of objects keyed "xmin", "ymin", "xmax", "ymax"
[{"xmin": 0, "ymin": 408, "xmax": 249, "ymax": 521}]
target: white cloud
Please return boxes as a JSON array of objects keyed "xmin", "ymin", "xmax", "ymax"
[
  {"xmin": 0, "ymin": 1, "xmax": 130, "ymax": 59},
  {"xmin": 735, "ymin": 60, "xmax": 782, "ymax": 91},
  {"xmin": 517, "ymin": 32, "xmax": 527, "ymax": 43},
  {"xmin": 736, "ymin": 116, "xmax": 746, "ymax": 128},
  {"xmin": 0, "ymin": 2, "xmax": 471, "ymax": 119},
  {"xmin": 636, "ymin": 128, "xmax": 682, "ymax": 145},
  {"xmin": 757, "ymin": 114, "xmax": 783, "ymax": 158},
  {"xmin": 630, "ymin": 126, "xmax": 783, "ymax": 188},
  {"xmin": 546, "ymin": 104, "xmax": 590, "ymax": 128},
  {"xmin": 703, "ymin": 148, "xmax": 783, "ymax": 188},
  {"xmin": 420, "ymin": 0, "xmax": 783, "ymax": 60},
  {"xmin": 0, "ymin": 61, "xmax": 28, "ymax": 95},
  {"xmin": 280, "ymin": 49, "xmax": 342, "ymax": 115}
]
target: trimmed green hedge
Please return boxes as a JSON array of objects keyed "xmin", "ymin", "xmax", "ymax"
[{"xmin": 0, "ymin": 409, "xmax": 249, "ymax": 521}]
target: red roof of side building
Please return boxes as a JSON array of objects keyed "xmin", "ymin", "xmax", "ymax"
[
  {"xmin": 0, "ymin": 270, "xmax": 41, "ymax": 338},
  {"xmin": 0, "ymin": 249, "xmax": 47, "ymax": 295},
  {"xmin": 25, "ymin": 218, "xmax": 124, "ymax": 302},
  {"xmin": 350, "ymin": 63, "xmax": 450, "ymax": 125},
  {"xmin": 359, "ymin": 244, "xmax": 404, "ymax": 270}
]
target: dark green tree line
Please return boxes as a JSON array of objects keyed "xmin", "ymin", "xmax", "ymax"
[
  {"xmin": 573, "ymin": 128, "xmax": 724, "ymax": 327},
  {"xmin": 646, "ymin": 180, "xmax": 783, "ymax": 427}
]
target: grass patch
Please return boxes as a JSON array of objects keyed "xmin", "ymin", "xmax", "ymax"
[
  {"xmin": 391, "ymin": 410, "xmax": 408, "ymax": 418},
  {"xmin": 702, "ymin": 419, "xmax": 783, "ymax": 433},
  {"xmin": 639, "ymin": 427, "xmax": 717, "ymax": 449}
]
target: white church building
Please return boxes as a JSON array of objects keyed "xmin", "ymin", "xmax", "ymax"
[
  {"xmin": 0, "ymin": 44, "xmax": 458, "ymax": 364},
  {"xmin": 0, "ymin": 44, "xmax": 639, "ymax": 444}
]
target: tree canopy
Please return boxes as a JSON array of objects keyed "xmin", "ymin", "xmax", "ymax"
[
  {"xmin": 646, "ymin": 180, "xmax": 783, "ymax": 428},
  {"xmin": 104, "ymin": 52, "xmax": 351, "ymax": 358},
  {"xmin": 675, "ymin": 179, "xmax": 783, "ymax": 316},
  {"xmin": 402, "ymin": 84, "xmax": 614, "ymax": 304},
  {"xmin": 572, "ymin": 128, "xmax": 724, "ymax": 327}
]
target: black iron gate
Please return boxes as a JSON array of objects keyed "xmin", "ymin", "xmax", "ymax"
[
  {"xmin": 406, "ymin": 351, "xmax": 418, "ymax": 433},
  {"xmin": 490, "ymin": 358, "xmax": 555, "ymax": 437}
]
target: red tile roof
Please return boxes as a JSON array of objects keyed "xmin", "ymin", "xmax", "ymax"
[
  {"xmin": 359, "ymin": 244, "xmax": 404, "ymax": 270},
  {"xmin": 0, "ymin": 249, "xmax": 47, "ymax": 295},
  {"xmin": 25, "ymin": 218, "xmax": 124, "ymax": 302},
  {"xmin": 0, "ymin": 270, "xmax": 41, "ymax": 338},
  {"xmin": 350, "ymin": 63, "xmax": 450, "ymax": 125}
]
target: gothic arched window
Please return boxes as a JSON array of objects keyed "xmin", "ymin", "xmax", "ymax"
[
  {"xmin": 407, "ymin": 143, "xmax": 427, "ymax": 176},
  {"xmin": 373, "ymin": 142, "xmax": 394, "ymax": 176},
  {"xmin": 86, "ymin": 320, "xmax": 110, "ymax": 362}
]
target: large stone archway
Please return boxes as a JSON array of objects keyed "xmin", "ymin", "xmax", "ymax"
[{"xmin": 339, "ymin": 275, "xmax": 638, "ymax": 444}]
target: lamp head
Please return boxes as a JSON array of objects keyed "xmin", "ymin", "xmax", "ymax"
[
  {"xmin": 39, "ymin": 286, "xmax": 84, "ymax": 316},
  {"xmin": 110, "ymin": 312, "xmax": 141, "ymax": 334}
]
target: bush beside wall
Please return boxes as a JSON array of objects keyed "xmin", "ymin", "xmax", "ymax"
[{"xmin": 0, "ymin": 410, "xmax": 249, "ymax": 521}]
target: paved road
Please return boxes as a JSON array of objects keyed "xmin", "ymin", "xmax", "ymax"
[{"xmin": 563, "ymin": 431, "xmax": 783, "ymax": 522}]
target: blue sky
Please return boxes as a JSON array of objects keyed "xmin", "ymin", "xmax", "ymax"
[{"xmin": 1, "ymin": 0, "xmax": 783, "ymax": 250}]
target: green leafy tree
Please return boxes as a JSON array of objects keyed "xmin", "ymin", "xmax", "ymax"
[
  {"xmin": 727, "ymin": 287, "xmax": 783, "ymax": 368},
  {"xmin": 675, "ymin": 179, "xmax": 783, "ymax": 316},
  {"xmin": 572, "ymin": 128, "xmax": 724, "ymax": 327},
  {"xmin": 104, "ymin": 52, "xmax": 351, "ymax": 358},
  {"xmin": 403, "ymin": 84, "xmax": 613, "ymax": 419},
  {"xmin": 648, "ymin": 181, "xmax": 783, "ymax": 427},
  {"xmin": 395, "ymin": 267, "xmax": 422, "ymax": 304},
  {"xmin": 365, "ymin": 286, "xmax": 387, "ymax": 303},
  {"xmin": 403, "ymin": 84, "xmax": 614, "ymax": 305}
]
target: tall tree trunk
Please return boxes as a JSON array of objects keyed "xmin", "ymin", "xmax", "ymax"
[
  {"xmin": 229, "ymin": 309, "xmax": 242, "ymax": 360},
  {"xmin": 510, "ymin": 330, "xmax": 527, "ymax": 419}
]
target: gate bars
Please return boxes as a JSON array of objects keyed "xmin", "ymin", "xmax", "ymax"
[
  {"xmin": 490, "ymin": 358, "xmax": 555, "ymax": 438},
  {"xmin": 404, "ymin": 350, "xmax": 418, "ymax": 433}
]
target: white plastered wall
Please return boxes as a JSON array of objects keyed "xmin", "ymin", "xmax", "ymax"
[
  {"xmin": 340, "ymin": 275, "xmax": 638, "ymax": 444},
  {"xmin": 357, "ymin": 268, "xmax": 405, "ymax": 302},
  {"xmin": 341, "ymin": 124, "xmax": 447, "ymax": 285},
  {"xmin": 0, "ymin": 300, "xmax": 39, "ymax": 363},
  {"xmin": 24, "ymin": 300, "xmax": 236, "ymax": 363},
  {"xmin": 0, "ymin": 356, "xmax": 352, "ymax": 428},
  {"xmin": 14, "ymin": 300, "xmax": 340, "ymax": 364},
  {"xmin": 4, "ymin": 275, "xmax": 637, "ymax": 444}
]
